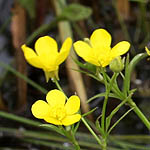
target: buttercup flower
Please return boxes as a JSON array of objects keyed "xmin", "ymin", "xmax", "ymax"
[
  {"xmin": 31, "ymin": 89, "xmax": 81, "ymax": 126},
  {"xmin": 74, "ymin": 28, "xmax": 130, "ymax": 67},
  {"xmin": 21, "ymin": 36, "xmax": 72, "ymax": 82}
]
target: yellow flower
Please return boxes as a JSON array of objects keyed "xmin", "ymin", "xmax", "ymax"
[
  {"xmin": 145, "ymin": 46, "xmax": 150, "ymax": 56},
  {"xmin": 21, "ymin": 36, "xmax": 72, "ymax": 82},
  {"xmin": 74, "ymin": 28, "xmax": 130, "ymax": 67},
  {"xmin": 31, "ymin": 89, "xmax": 81, "ymax": 126}
]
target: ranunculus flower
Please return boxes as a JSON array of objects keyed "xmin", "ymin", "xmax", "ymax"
[
  {"xmin": 73, "ymin": 28, "xmax": 130, "ymax": 67},
  {"xmin": 31, "ymin": 89, "xmax": 81, "ymax": 126},
  {"xmin": 21, "ymin": 36, "xmax": 72, "ymax": 82}
]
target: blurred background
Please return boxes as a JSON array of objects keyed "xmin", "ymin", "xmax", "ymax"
[{"xmin": 0, "ymin": 0, "xmax": 150, "ymax": 149}]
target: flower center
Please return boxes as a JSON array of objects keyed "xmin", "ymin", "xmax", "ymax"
[{"xmin": 51, "ymin": 105, "xmax": 66, "ymax": 121}]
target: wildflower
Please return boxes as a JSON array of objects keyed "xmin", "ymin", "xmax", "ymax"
[
  {"xmin": 74, "ymin": 28, "xmax": 130, "ymax": 67},
  {"xmin": 21, "ymin": 36, "xmax": 72, "ymax": 82},
  {"xmin": 31, "ymin": 89, "xmax": 81, "ymax": 126}
]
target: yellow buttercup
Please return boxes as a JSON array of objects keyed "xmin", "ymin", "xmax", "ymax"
[
  {"xmin": 31, "ymin": 89, "xmax": 81, "ymax": 126},
  {"xmin": 74, "ymin": 28, "xmax": 130, "ymax": 67},
  {"xmin": 21, "ymin": 36, "xmax": 72, "ymax": 82}
]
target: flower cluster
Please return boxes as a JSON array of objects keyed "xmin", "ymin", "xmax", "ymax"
[{"xmin": 21, "ymin": 28, "xmax": 130, "ymax": 126}]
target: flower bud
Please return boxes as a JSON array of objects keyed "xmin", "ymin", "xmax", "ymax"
[
  {"xmin": 84, "ymin": 38, "xmax": 92, "ymax": 47},
  {"xmin": 109, "ymin": 56, "xmax": 124, "ymax": 73}
]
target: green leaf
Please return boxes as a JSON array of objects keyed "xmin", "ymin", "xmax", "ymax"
[
  {"xmin": 73, "ymin": 121, "xmax": 80, "ymax": 134},
  {"xmin": 72, "ymin": 57, "xmax": 88, "ymax": 70},
  {"xmin": 108, "ymin": 107, "xmax": 134, "ymax": 135},
  {"xmin": 0, "ymin": 61, "xmax": 48, "ymax": 94},
  {"xmin": 71, "ymin": 68, "xmax": 99, "ymax": 81},
  {"xmin": 106, "ymin": 97, "xmax": 129, "ymax": 132},
  {"xmin": 40, "ymin": 124, "xmax": 65, "ymax": 136},
  {"xmin": 82, "ymin": 107, "xmax": 98, "ymax": 117},
  {"xmin": 95, "ymin": 116, "xmax": 105, "ymax": 136},
  {"xmin": 17, "ymin": 0, "xmax": 35, "ymax": 18},
  {"xmin": 87, "ymin": 92, "xmax": 120, "ymax": 103},
  {"xmin": 123, "ymin": 54, "xmax": 130, "ymax": 96},
  {"xmin": 61, "ymin": 3, "xmax": 92, "ymax": 22},
  {"xmin": 84, "ymin": 63, "xmax": 97, "ymax": 74},
  {"xmin": 123, "ymin": 53, "xmax": 147, "ymax": 95}
]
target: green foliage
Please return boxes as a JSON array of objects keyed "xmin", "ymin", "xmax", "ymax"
[
  {"xmin": 61, "ymin": 3, "xmax": 92, "ymax": 22},
  {"xmin": 82, "ymin": 107, "xmax": 98, "ymax": 117},
  {"xmin": 17, "ymin": 0, "xmax": 35, "ymax": 18},
  {"xmin": 40, "ymin": 124, "xmax": 65, "ymax": 136}
]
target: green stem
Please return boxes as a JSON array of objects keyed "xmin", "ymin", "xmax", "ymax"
[
  {"xmin": 128, "ymin": 99, "xmax": 150, "ymax": 130},
  {"xmin": 81, "ymin": 117, "xmax": 102, "ymax": 146},
  {"xmin": 101, "ymin": 94, "xmax": 109, "ymax": 131},
  {"xmin": 0, "ymin": 61, "xmax": 48, "ymax": 94},
  {"xmin": 59, "ymin": 126, "xmax": 80, "ymax": 149},
  {"xmin": 71, "ymin": 132, "xmax": 80, "ymax": 150},
  {"xmin": 53, "ymin": 78, "xmax": 68, "ymax": 100},
  {"xmin": 53, "ymin": 78, "xmax": 64, "ymax": 92},
  {"xmin": 102, "ymin": 138, "xmax": 107, "ymax": 150}
]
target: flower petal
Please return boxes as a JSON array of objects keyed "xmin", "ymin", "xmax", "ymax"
[
  {"xmin": 46, "ymin": 89, "xmax": 66, "ymax": 107},
  {"xmin": 31, "ymin": 100, "xmax": 51, "ymax": 119},
  {"xmin": 145, "ymin": 47, "xmax": 150, "ymax": 56},
  {"xmin": 21, "ymin": 44, "xmax": 43, "ymax": 69},
  {"xmin": 74, "ymin": 41, "xmax": 91, "ymax": 59},
  {"xmin": 35, "ymin": 36, "xmax": 58, "ymax": 56},
  {"xmin": 74, "ymin": 41, "xmax": 99, "ymax": 66},
  {"xmin": 56, "ymin": 37, "xmax": 72, "ymax": 65},
  {"xmin": 62, "ymin": 114, "xmax": 81, "ymax": 126},
  {"xmin": 44, "ymin": 117, "xmax": 62, "ymax": 125},
  {"xmin": 111, "ymin": 41, "xmax": 130, "ymax": 58},
  {"xmin": 90, "ymin": 29, "xmax": 111, "ymax": 48},
  {"xmin": 65, "ymin": 95, "xmax": 80, "ymax": 115}
]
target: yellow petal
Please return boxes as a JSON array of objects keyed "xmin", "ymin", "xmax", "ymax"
[
  {"xmin": 44, "ymin": 117, "xmax": 62, "ymax": 125},
  {"xmin": 56, "ymin": 37, "xmax": 72, "ymax": 65},
  {"xmin": 34, "ymin": 36, "xmax": 58, "ymax": 70},
  {"xmin": 74, "ymin": 41, "xmax": 91, "ymax": 60},
  {"xmin": 62, "ymin": 114, "xmax": 81, "ymax": 126},
  {"xmin": 74, "ymin": 41, "xmax": 99, "ymax": 66},
  {"xmin": 111, "ymin": 41, "xmax": 130, "ymax": 58},
  {"xmin": 90, "ymin": 29, "xmax": 111, "ymax": 48},
  {"xmin": 65, "ymin": 95, "xmax": 80, "ymax": 115},
  {"xmin": 31, "ymin": 100, "xmax": 51, "ymax": 119},
  {"xmin": 145, "ymin": 47, "xmax": 150, "ymax": 56},
  {"xmin": 46, "ymin": 89, "xmax": 66, "ymax": 107},
  {"xmin": 35, "ymin": 36, "xmax": 58, "ymax": 56},
  {"xmin": 21, "ymin": 44, "xmax": 43, "ymax": 69}
]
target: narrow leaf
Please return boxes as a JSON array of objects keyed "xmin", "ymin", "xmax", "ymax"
[
  {"xmin": 87, "ymin": 92, "xmax": 120, "ymax": 103},
  {"xmin": 61, "ymin": 3, "xmax": 92, "ymax": 22},
  {"xmin": 82, "ymin": 107, "xmax": 98, "ymax": 117},
  {"xmin": 108, "ymin": 107, "xmax": 134, "ymax": 135},
  {"xmin": 40, "ymin": 124, "xmax": 64, "ymax": 136}
]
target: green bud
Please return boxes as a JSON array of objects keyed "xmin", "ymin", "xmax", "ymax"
[
  {"xmin": 109, "ymin": 56, "xmax": 125, "ymax": 73},
  {"xmin": 84, "ymin": 38, "xmax": 92, "ymax": 47}
]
